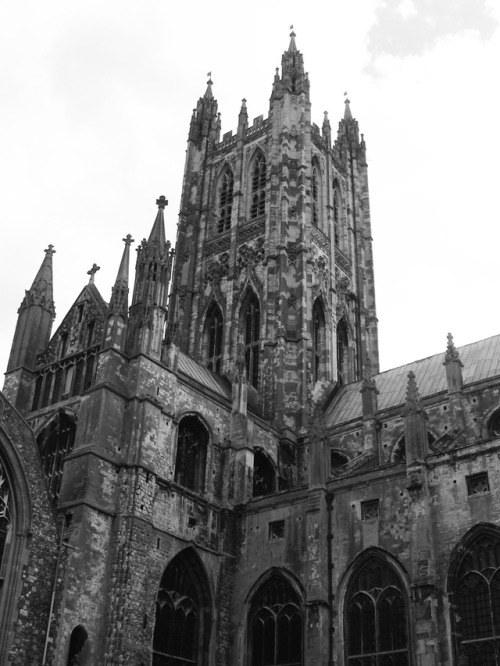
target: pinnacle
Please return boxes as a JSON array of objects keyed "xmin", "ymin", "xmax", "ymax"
[
  {"xmin": 444, "ymin": 332, "xmax": 463, "ymax": 365},
  {"xmin": 344, "ymin": 97, "xmax": 353, "ymax": 121},
  {"xmin": 204, "ymin": 72, "xmax": 213, "ymax": 99},
  {"xmin": 109, "ymin": 235, "xmax": 134, "ymax": 316},
  {"xmin": 148, "ymin": 196, "xmax": 168, "ymax": 246},
  {"xmin": 405, "ymin": 371, "xmax": 422, "ymax": 413},
  {"xmin": 288, "ymin": 26, "xmax": 297, "ymax": 53}
]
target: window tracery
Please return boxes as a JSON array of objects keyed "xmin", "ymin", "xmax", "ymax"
[
  {"xmin": 450, "ymin": 530, "xmax": 500, "ymax": 665},
  {"xmin": 0, "ymin": 460, "xmax": 11, "ymax": 570},
  {"xmin": 345, "ymin": 557, "xmax": 409, "ymax": 665},
  {"xmin": 174, "ymin": 416, "xmax": 208, "ymax": 492},
  {"xmin": 249, "ymin": 575, "xmax": 303, "ymax": 666},
  {"xmin": 218, "ymin": 169, "xmax": 234, "ymax": 233},
  {"xmin": 251, "ymin": 154, "xmax": 266, "ymax": 219}
]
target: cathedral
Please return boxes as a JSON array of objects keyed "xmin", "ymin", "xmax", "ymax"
[{"xmin": 2, "ymin": 31, "xmax": 500, "ymax": 666}]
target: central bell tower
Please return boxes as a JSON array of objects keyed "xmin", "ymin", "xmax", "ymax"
[{"xmin": 168, "ymin": 31, "xmax": 379, "ymax": 432}]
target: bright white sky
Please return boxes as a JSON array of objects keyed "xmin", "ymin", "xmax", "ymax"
[{"xmin": 1, "ymin": 0, "xmax": 499, "ymax": 381}]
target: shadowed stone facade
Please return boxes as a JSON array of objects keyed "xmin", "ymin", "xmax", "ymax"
[{"xmin": 2, "ymin": 32, "xmax": 500, "ymax": 666}]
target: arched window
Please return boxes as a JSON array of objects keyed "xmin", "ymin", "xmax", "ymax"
[
  {"xmin": 0, "ymin": 460, "xmax": 12, "ymax": 573},
  {"xmin": 489, "ymin": 411, "xmax": 500, "ymax": 438},
  {"xmin": 153, "ymin": 550, "xmax": 211, "ymax": 666},
  {"xmin": 249, "ymin": 574, "xmax": 303, "ymax": 666},
  {"xmin": 218, "ymin": 169, "xmax": 234, "ymax": 233},
  {"xmin": 174, "ymin": 416, "xmax": 208, "ymax": 492},
  {"xmin": 333, "ymin": 180, "xmax": 345, "ymax": 250},
  {"xmin": 67, "ymin": 625, "xmax": 89, "ymax": 666},
  {"xmin": 203, "ymin": 303, "xmax": 223, "ymax": 374},
  {"xmin": 253, "ymin": 450, "xmax": 275, "ymax": 497},
  {"xmin": 312, "ymin": 163, "xmax": 320, "ymax": 227},
  {"xmin": 251, "ymin": 153, "xmax": 266, "ymax": 219},
  {"xmin": 36, "ymin": 412, "xmax": 77, "ymax": 506},
  {"xmin": 337, "ymin": 318, "xmax": 349, "ymax": 386},
  {"xmin": 345, "ymin": 556, "xmax": 409, "ymax": 665},
  {"xmin": 449, "ymin": 527, "xmax": 500, "ymax": 664},
  {"xmin": 312, "ymin": 300, "xmax": 326, "ymax": 383},
  {"xmin": 241, "ymin": 293, "xmax": 260, "ymax": 389}
]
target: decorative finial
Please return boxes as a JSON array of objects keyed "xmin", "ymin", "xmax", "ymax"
[
  {"xmin": 444, "ymin": 332, "xmax": 462, "ymax": 365},
  {"xmin": 44, "ymin": 244, "xmax": 56, "ymax": 256},
  {"xmin": 123, "ymin": 234, "xmax": 134, "ymax": 246},
  {"xmin": 87, "ymin": 263, "xmax": 100, "ymax": 284},
  {"xmin": 207, "ymin": 71, "xmax": 212, "ymax": 85},
  {"xmin": 156, "ymin": 196, "xmax": 168, "ymax": 209}
]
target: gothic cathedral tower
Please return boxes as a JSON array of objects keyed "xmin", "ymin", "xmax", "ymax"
[{"xmin": 169, "ymin": 30, "xmax": 379, "ymax": 433}]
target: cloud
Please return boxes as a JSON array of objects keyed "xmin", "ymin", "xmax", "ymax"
[{"xmin": 367, "ymin": 0, "xmax": 497, "ymax": 58}]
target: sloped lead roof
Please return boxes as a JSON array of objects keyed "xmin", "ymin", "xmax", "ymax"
[
  {"xmin": 326, "ymin": 334, "xmax": 500, "ymax": 426},
  {"xmin": 178, "ymin": 352, "xmax": 231, "ymax": 400}
]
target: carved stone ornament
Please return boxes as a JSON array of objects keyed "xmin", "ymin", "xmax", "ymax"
[
  {"xmin": 204, "ymin": 253, "xmax": 229, "ymax": 285},
  {"xmin": 237, "ymin": 238, "xmax": 267, "ymax": 271}
]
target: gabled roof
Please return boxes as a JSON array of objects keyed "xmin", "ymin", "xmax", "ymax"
[
  {"xmin": 326, "ymin": 334, "xmax": 500, "ymax": 426},
  {"xmin": 177, "ymin": 352, "xmax": 231, "ymax": 400}
]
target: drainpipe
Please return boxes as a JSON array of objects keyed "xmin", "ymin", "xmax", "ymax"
[{"xmin": 326, "ymin": 492, "xmax": 334, "ymax": 666}]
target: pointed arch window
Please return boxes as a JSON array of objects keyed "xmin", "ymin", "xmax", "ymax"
[
  {"xmin": 249, "ymin": 575, "xmax": 303, "ymax": 666},
  {"xmin": 337, "ymin": 318, "xmax": 349, "ymax": 386},
  {"xmin": 251, "ymin": 154, "xmax": 266, "ymax": 219},
  {"xmin": 312, "ymin": 164, "xmax": 320, "ymax": 227},
  {"xmin": 345, "ymin": 557, "xmax": 409, "ymax": 665},
  {"xmin": 449, "ymin": 529, "xmax": 500, "ymax": 664},
  {"xmin": 0, "ymin": 460, "xmax": 12, "ymax": 573},
  {"xmin": 333, "ymin": 181, "xmax": 344, "ymax": 249},
  {"xmin": 174, "ymin": 416, "xmax": 208, "ymax": 493},
  {"xmin": 242, "ymin": 294, "xmax": 260, "ymax": 389},
  {"xmin": 218, "ymin": 169, "xmax": 234, "ymax": 233},
  {"xmin": 203, "ymin": 303, "xmax": 223, "ymax": 374},
  {"xmin": 312, "ymin": 299, "xmax": 326, "ymax": 383},
  {"xmin": 153, "ymin": 550, "xmax": 211, "ymax": 666},
  {"xmin": 36, "ymin": 412, "xmax": 76, "ymax": 506}
]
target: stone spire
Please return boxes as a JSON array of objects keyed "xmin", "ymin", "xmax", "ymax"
[
  {"xmin": 109, "ymin": 235, "xmax": 133, "ymax": 317},
  {"xmin": 127, "ymin": 197, "xmax": 173, "ymax": 359},
  {"xmin": 272, "ymin": 27, "xmax": 309, "ymax": 99},
  {"xmin": 344, "ymin": 97, "xmax": 353, "ymax": 121},
  {"xmin": 5, "ymin": 246, "xmax": 57, "ymax": 410},
  {"xmin": 288, "ymin": 26, "xmax": 297, "ymax": 53},
  {"xmin": 204, "ymin": 72, "xmax": 213, "ymax": 99},
  {"xmin": 189, "ymin": 75, "xmax": 219, "ymax": 145}
]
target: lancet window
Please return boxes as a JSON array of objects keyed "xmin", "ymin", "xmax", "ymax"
[
  {"xmin": 345, "ymin": 557, "xmax": 409, "ymax": 665},
  {"xmin": 36, "ymin": 411, "xmax": 76, "ymax": 506},
  {"xmin": 312, "ymin": 164, "xmax": 320, "ymax": 227},
  {"xmin": 312, "ymin": 299, "xmax": 326, "ymax": 383},
  {"xmin": 218, "ymin": 169, "xmax": 234, "ymax": 233},
  {"xmin": 450, "ymin": 528, "xmax": 500, "ymax": 665},
  {"xmin": 242, "ymin": 293, "xmax": 260, "ymax": 389},
  {"xmin": 153, "ymin": 550, "xmax": 211, "ymax": 666},
  {"xmin": 203, "ymin": 303, "xmax": 223, "ymax": 374},
  {"xmin": 250, "ymin": 153, "xmax": 266, "ymax": 219},
  {"xmin": 337, "ymin": 318, "xmax": 349, "ymax": 386},
  {"xmin": 249, "ymin": 574, "xmax": 303, "ymax": 666},
  {"xmin": 174, "ymin": 416, "xmax": 208, "ymax": 492},
  {"xmin": 253, "ymin": 450, "xmax": 275, "ymax": 498}
]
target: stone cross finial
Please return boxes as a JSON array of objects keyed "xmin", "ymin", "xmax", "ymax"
[
  {"xmin": 87, "ymin": 263, "xmax": 100, "ymax": 283},
  {"xmin": 123, "ymin": 234, "xmax": 134, "ymax": 246},
  {"xmin": 45, "ymin": 244, "xmax": 56, "ymax": 256},
  {"xmin": 156, "ymin": 196, "xmax": 168, "ymax": 209}
]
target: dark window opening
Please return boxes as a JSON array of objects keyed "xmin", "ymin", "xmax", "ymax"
[
  {"xmin": 218, "ymin": 169, "xmax": 234, "ymax": 233},
  {"xmin": 32, "ymin": 375, "xmax": 43, "ymax": 411},
  {"xmin": 40, "ymin": 372, "xmax": 53, "ymax": 408},
  {"xmin": 333, "ymin": 187, "xmax": 341, "ymax": 246},
  {"xmin": 77, "ymin": 303, "xmax": 85, "ymax": 323},
  {"xmin": 72, "ymin": 359, "xmax": 85, "ymax": 397},
  {"xmin": 51, "ymin": 367, "xmax": 64, "ymax": 404},
  {"xmin": 153, "ymin": 551, "xmax": 211, "ymax": 666},
  {"xmin": 83, "ymin": 355, "xmax": 95, "ymax": 393},
  {"xmin": 251, "ymin": 154, "xmax": 266, "ymax": 219},
  {"xmin": 86, "ymin": 321, "xmax": 95, "ymax": 347},
  {"xmin": 203, "ymin": 303, "xmax": 223, "ymax": 374},
  {"xmin": 60, "ymin": 332, "xmax": 68, "ymax": 358},
  {"xmin": 174, "ymin": 416, "xmax": 208, "ymax": 493},
  {"xmin": 253, "ymin": 450, "xmax": 275, "ymax": 497},
  {"xmin": 451, "ymin": 531, "xmax": 500, "ymax": 664},
  {"xmin": 490, "ymin": 412, "xmax": 500, "ymax": 438},
  {"xmin": 67, "ymin": 625, "xmax": 89, "ymax": 666},
  {"xmin": 242, "ymin": 294, "xmax": 260, "ymax": 389},
  {"xmin": 36, "ymin": 413, "xmax": 76, "ymax": 507},
  {"xmin": 361, "ymin": 499, "xmax": 380, "ymax": 521},
  {"xmin": 330, "ymin": 450, "xmax": 348, "ymax": 472},
  {"xmin": 269, "ymin": 521, "xmax": 285, "ymax": 541},
  {"xmin": 337, "ymin": 318, "xmax": 349, "ymax": 386},
  {"xmin": 346, "ymin": 558, "xmax": 409, "ymax": 665},
  {"xmin": 312, "ymin": 300, "xmax": 325, "ymax": 383},
  {"xmin": 249, "ymin": 575, "xmax": 303, "ymax": 666}
]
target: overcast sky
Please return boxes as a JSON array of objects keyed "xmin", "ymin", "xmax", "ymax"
[{"xmin": 1, "ymin": 0, "xmax": 499, "ymax": 382}]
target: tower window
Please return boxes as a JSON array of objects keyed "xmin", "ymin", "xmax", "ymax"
[
  {"xmin": 312, "ymin": 164, "xmax": 319, "ymax": 226},
  {"xmin": 337, "ymin": 318, "xmax": 349, "ymax": 386},
  {"xmin": 242, "ymin": 294, "xmax": 260, "ymax": 388},
  {"xmin": 249, "ymin": 575, "xmax": 303, "ymax": 666},
  {"xmin": 203, "ymin": 303, "xmax": 223, "ymax": 374},
  {"xmin": 333, "ymin": 188, "xmax": 340, "ymax": 246},
  {"xmin": 345, "ymin": 557, "xmax": 409, "ymax": 665},
  {"xmin": 467, "ymin": 472, "xmax": 490, "ymax": 496},
  {"xmin": 312, "ymin": 299, "xmax": 326, "ymax": 383},
  {"xmin": 36, "ymin": 413, "xmax": 76, "ymax": 506},
  {"xmin": 251, "ymin": 154, "xmax": 266, "ymax": 219},
  {"xmin": 218, "ymin": 169, "xmax": 234, "ymax": 233},
  {"xmin": 174, "ymin": 416, "xmax": 208, "ymax": 492}
]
